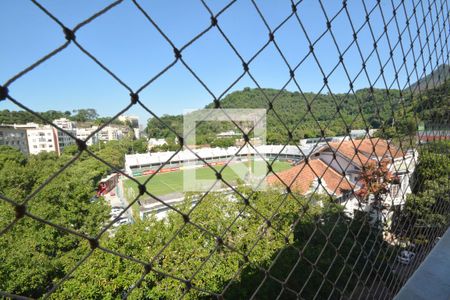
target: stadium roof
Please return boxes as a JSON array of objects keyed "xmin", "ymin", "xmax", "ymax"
[{"xmin": 125, "ymin": 145, "xmax": 315, "ymax": 168}]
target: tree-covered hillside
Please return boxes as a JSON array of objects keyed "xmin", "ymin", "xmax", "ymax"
[
  {"xmin": 2, "ymin": 72, "xmax": 447, "ymax": 145},
  {"xmin": 147, "ymin": 87, "xmax": 401, "ymax": 144},
  {"xmin": 409, "ymin": 64, "xmax": 450, "ymax": 93},
  {"xmin": 146, "ymin": 74, "xmax": 449, "ymax": 144}
]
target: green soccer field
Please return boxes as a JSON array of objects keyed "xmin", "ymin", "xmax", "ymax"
[{"xmin": 123, "ymin": 160, "xmax": 292, "ymax": 199}]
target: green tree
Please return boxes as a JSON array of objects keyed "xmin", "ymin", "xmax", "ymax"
[{"xmin": 71, "ymin": 109, "xmax": 99, "ymax": 122}]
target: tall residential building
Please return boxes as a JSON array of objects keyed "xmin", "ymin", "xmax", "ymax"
[
  {"xmin": 76, "ymin": 127, "xmax": 99, "ymax": 146},
  {"xmin": 96, "ymin": 125, "xmax": 124, "ymax": 142},
  {"xmin": 23, "ymin": 124, "xmax": 58, "ymax": 155},
  {"xmin": 2, "ymin": 118, "xmax": 130, "ymax": 155},
  {"xmin": 0, "ymin": 125, "xmax": 29, "ymax": 155},
  {"xmin": 53, "ymin": 118, "xmax": 76, "ymax": 154},
  {"xmin": 53, "ymin": 118, "xmax": 75, "ymax": 130},
  {"xmin": 13, "ymin": 121, "xmax": 76, "ymax": 156}
]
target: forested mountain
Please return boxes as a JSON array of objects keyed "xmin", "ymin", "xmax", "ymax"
[
  {"xmin": 409, "ymin": 64, "xmax": 450, "ymax": 93},
  {"xmin": 412, "ymin": 79, "xmax": 450, "ymax": 123},
  {"xmin": 147, "ymin": 87, "xmax": 401, "ymax": 144},
  {"xmin": 147, "ymin": 69, "xmax": 450, "ymax": 144}
]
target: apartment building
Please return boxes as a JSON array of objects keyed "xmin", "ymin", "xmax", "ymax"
[
  {"xmin": 23, "ymin": 124, "xmax": 58, "ymax": 155},
  {"xmin": 2, "ymin": 117, "xmax": 132, "ymax": 155},
  {"xmin": 53, "ymin": 118, "xmax": 76, "ymax": 154},
  {"xmin": 75, "ymin": 127, "xmax": 99, "ymax": 146},
  {"xmin": 11, "ymin": 120, "xmax": 76, "ymax": 156},
  {"xmin": 96, "ymin": 125, "xmax": 124, "ymax": 142},
  {"xmin": 0, "ymin": 125, "xmax": 29, "ymax": 155}
]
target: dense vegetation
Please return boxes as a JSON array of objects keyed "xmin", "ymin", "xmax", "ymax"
[
  {"xmin": 409, "ymin": 64, "xmax": 450, "ymax": 92},
  {"xmin": 0, "ymin": 138, "xmax": 398, "ymax": 299},
  {"xmin": 49, "ymin": 191, "xmax": 390, "ymax": 299},
  {"xmin": 2, "ymin": 138, "xmax": 446, "ymax": 298},
  {"xmin": 146, "ymin": 78, "xmax": 449, "ymax": 145},
  {"xmin": 0, "ymin": 138, "xmax": 148, "ymax": 297},
  {"xmin": 147, "ymin": 87, "xmax": 398, "ymax": 144},
  {"xmin": 0, "ymin": 108, "xmax": 125, "ymax": 126},
  {"xmin": 395, "ymin": 141, "xmax": 450, "ymax": 239}
]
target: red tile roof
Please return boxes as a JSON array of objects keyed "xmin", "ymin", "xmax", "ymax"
[
  {"xmin": 267, "ymin": 159, "xmax": 353, "ymax": 196},
  {"xmin": 327, "ymin": 138, "xmax": 403, "ymax": 166}
]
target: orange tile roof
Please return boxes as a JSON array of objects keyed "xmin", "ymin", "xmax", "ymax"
[
  {"xmin": 327, "ymin": 138, "xmax": 404, "ymax": 166},
  {"xmin": 267, "ymin": 159, "xmax": 353, "ymax": 196}
]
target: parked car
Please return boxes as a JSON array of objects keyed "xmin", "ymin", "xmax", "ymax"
[
  {"xmin": 112, "ymin": 217, "xmax": 130, "ymax": 227},
  {"xmin": 397, "ymin": 250, "xmax": 415, "ymax": 264},
  {"xmin": 110, "ymin": 213, "xmax": 121, "ymax": 220},
  {"xmin": 111, "ymin": 208, "xmax": 122, "ymax": 214}
]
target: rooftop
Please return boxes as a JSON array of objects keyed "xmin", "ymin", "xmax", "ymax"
[{"xmin": 267, "ymin": 159, "xmax": 353, "ymax": 196}]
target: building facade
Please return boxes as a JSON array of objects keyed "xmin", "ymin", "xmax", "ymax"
[
  {"xmin": 96, "ymin": 126, "xmax": 124, "ymax": 142},
  {"xmin": 0, "ymin": 125, "xmax": 29, "ymax": 155},
  {"xmin": 10, "ymin": 121, "xmax": 76, "ymax": 156},
  {"xmin": 76, "ymin": 127, "xmax": 99, "ymax": 146},
  {"xmin": 24, "ymin": 125, "xmax": 58, "ymax": 155},
  {"xmin": 268, "ymin": 138, "xmax": 417, "ymax": 225},
  {"xmin": 118, "ymin": 115, "xmax": 139, "ymax": 128},
  {"xmin": 53, "ymin": 118, "xmax": 76, "ymax": 155}
]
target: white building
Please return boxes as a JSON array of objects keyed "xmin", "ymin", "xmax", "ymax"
[
  {"xmin": 299, "ymin": 136, "xmax": 350, "ymax": 147},
  {"xmin": 0, "ymin": 125, "xmax": 29, "ymax": 155},
  {"xmin": 76, "ymin": 127, "xmax": 99, "ymax": 146},
  {"xmin": 148, "ymin": 138, "xmax": 167, "ymax": 150},
  {"xmin": 118, "ymin": 115, "xmax": 139, "ymax": 128},
  {"xmin": 118, "ymin": 115, "xmax": 140, "ymax": 139},
  {"xmin": 125, "ymin": 144, "xmax": 314, "ymax": 177},
  {"xmin": 53, "ymin": 118, "xmax": 75, "ymax": 130},
  {"xmin": 13, "ymin": 121, "xmax": 75, "ymax": 156},
  {"xmin": 217, "ymin": 130, "xmax": 240, "ymax": 138},
  {"xmin": 53, "ymin": 118, "xmax": 76, "ymax": 154},
  {"xmin": 350, "ymin": 129, "xmax": 378, "ymax": 139},
  {"xmin": 309, "ymin": 139, "xmax": 415, "ymax": 226},
  {"xmin": 23, "ymin": 124, "xmax": 58, "ymax": 155},
  {"xmin": 96, "ymin": 126, "xmax": 124, "ymax": 142},
  {"xmin": 268, "ymin": 138, "xmax": 417, "ymax": 230},
  {"xmin": 133, "ymin": 128, "xmax": 140, "ymax": 139}
]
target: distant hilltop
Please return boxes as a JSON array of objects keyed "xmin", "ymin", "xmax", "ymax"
[{"xmin": 408, "ymin": 64, "xmax": 450, "ymax": 93}]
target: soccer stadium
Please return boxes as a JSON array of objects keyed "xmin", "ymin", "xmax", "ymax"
[{"xmin": 122, "ymin": 144, "xmax": 317, "ymax": 199}]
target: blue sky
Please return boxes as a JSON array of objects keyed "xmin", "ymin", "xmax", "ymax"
[{"xmin": 0, "ymin": 0, "xmax": 444, "ymax": 124}]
